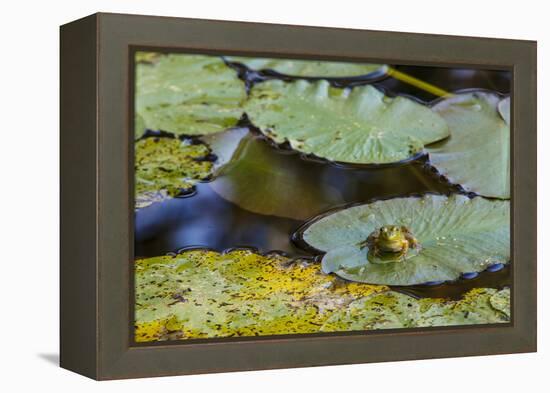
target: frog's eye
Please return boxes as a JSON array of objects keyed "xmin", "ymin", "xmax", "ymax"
[{"xmin": 381, "ymin": 227, "xmax": 388, "ymax": 233}]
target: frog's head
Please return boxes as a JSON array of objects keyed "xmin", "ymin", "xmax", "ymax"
[{"xmin": 379, "ymin": 225, "xmax": 405, "ymax": 242}]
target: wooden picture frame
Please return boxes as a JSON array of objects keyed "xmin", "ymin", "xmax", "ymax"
[{"xmin": 60, "ymin": 12, "xmax": 537, "ymax": 380}]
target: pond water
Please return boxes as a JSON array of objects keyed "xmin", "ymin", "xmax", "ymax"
[{"xmin": 134, "ymin": 65, "xmax": 511, "ymax": 299}]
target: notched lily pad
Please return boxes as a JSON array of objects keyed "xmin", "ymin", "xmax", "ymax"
[
  {"xmin": 321, "ymin": 287, "xmax": 510, "ymax": 331},
  {"xmin": 136, "ymin": 53, "xmax": 246, "ymax": 136},
  {"xmin": 300, "ymin": 194, "xmax": 510, "ymax": 285},
  {"xmin": 226, "ymin": 56, "xmax": 388, "ymax": 79},
  {"xmin": 135, "ymin": 137, "xmax": 214, "ymax": 209},
  {"xmin": 245, "ymin": 80, "xmax": 449, "ymax": 164},
  {"xmin": 429, "ymin": 92, "xmax": 510, "ymax": 199},
  {"xmin": 134, "ymin": 249, "xmax": 387, "ymax": 341}
]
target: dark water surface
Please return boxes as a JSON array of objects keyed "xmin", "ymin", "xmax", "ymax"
[{"xmin": 374, "ymin": 65, "xmax": 511, "ymax": 102}]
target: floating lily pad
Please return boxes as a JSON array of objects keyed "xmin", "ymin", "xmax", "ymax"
[
  {"xmin": 136, "ymin": 53, "xmax": 246, "ymax": 136},
  {"xmin": 300, "ymin": 194, "xmax": 510, "ymax": 285},
  {"xmin": 321, "ymin": 287, "xmax": 510, "ymax": 331},
  {"xmin": 135, "ymin": 249, "xmax": 387, "ymax": 341},
  {"xmin": 135, "ymin": 137, "xmax": 214, "ymax": 209},
  {"xmin": 429, "ymin": 92, "xmax": 510, "ymax": 199},
  {"xmin": 209, "ymin": 133, "xmax": 344, "ymax": 219},
  {"xmin": 245, "ymin": 80, "xmax": 449, "ymax": 164},
  {"xmin": 226, "ymin": 56, "xmax": 388, "ymax": 79}
]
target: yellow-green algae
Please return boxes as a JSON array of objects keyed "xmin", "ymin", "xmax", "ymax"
[
  {"xmin": 135, "ymin": 249, "xmax": 387, "ymax": 341},
  {"xmin": 321, "ymin": 287, "xmax": 509, "ymax": 332},
  {"xmin": 134, "ymin": 249, "xmax": 509, "ymax": 342},
  {"xmin": 135, "ymin": 137, "xmax": 213, "ymax": 209}
]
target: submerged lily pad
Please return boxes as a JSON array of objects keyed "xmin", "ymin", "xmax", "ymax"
[
  {"xmin": 226, "ymin": 56, "xmax": 388, "ymax": 78},
  {"xmin": 321, "ymin": 287, "xmax": 510, "ymax": 331},
  {"xmin": 135, "ymin": 137, "xmax": 214, "ymax": 209},
  {"xmin": 209, "ymin": 133, "xmax": 344, "ymax": 219},
  {"xmin": 199, "ymin": 127, "xmax": 250, "ymax": 171},
  {"xmin": 134, "ymin": 249, "xmax": 387, "ymax": 341},
  {"xmin": 245, "ymin": 80, "xmax": 449, "ymax": 164},
  {"xmin": 136, "ymin": 53, "xmax": 246, "ymax": 136},
  {"xmin": 300, "ymin": 194, "xmax": 510, "ymax": 285},
  {"xmin": 429, "ymin": 92, "xmax": 510, "ymax": 199}
]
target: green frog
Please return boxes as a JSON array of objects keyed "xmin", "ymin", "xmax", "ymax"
[{"xmin": 361, "ymin": 225, "xmax": 419, "ymax": 260}]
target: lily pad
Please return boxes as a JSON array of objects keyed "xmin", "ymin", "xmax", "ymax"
[
  {"xmin": 321, "ymin": 287, "xmax": 510, "ymax": 331},
  {"xmin": 429, "ymin": 92, "xmax": 510, "ymax": 199},
  {"xmin": 134, "ymin": 249, "xmax": 387, "ymax": 341},
  {"xmin": 136, "ymin": 53, "xmax": 246, "ymax": 136},
  {"xmin": 135, "ymin": 137, "xmax": 214, "ymax": 209},
  {"xmin": 245, "ymin": 80, "xmax": 449, "ymax": 164},
  {"xmin": 300, "ymin": 194, "xmax": 510, "ymax": 285},
  {"xmin": 226, "ymin": 56, "xmax": 388, "ymax": 78},
  {"xmin": 209, "ymin": 133, "xmax": 344, "ymax": 219}
]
